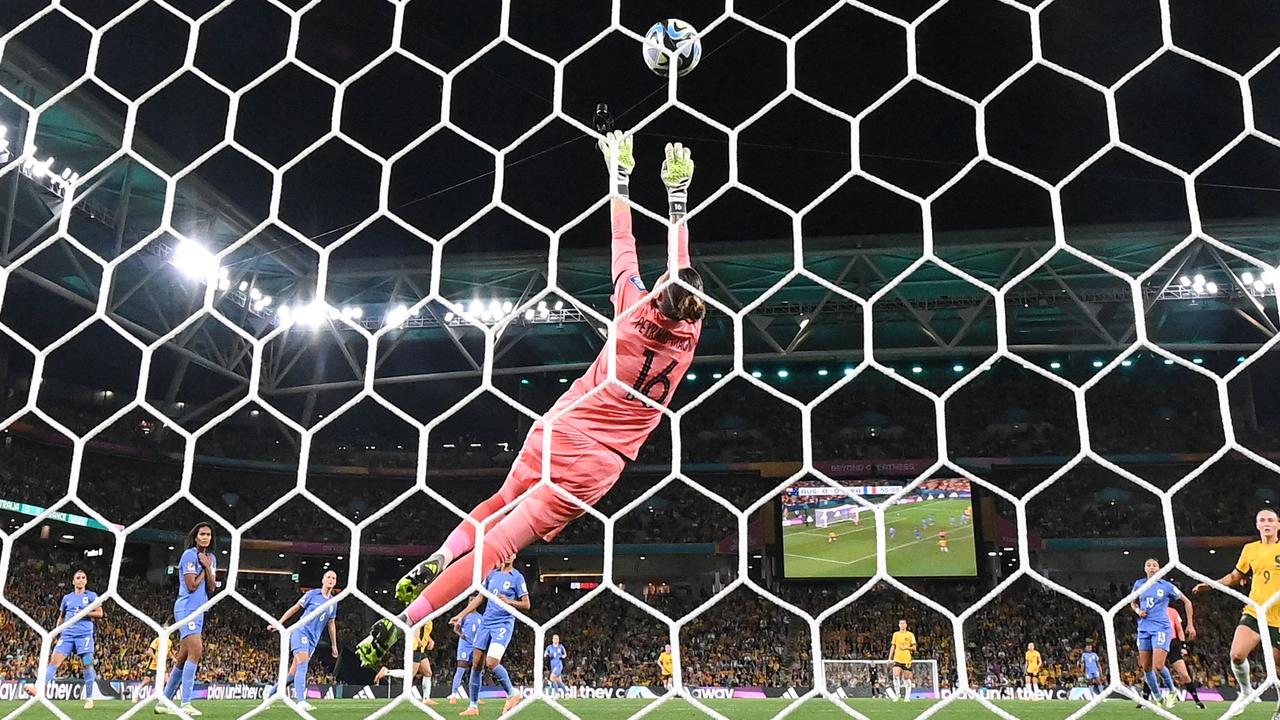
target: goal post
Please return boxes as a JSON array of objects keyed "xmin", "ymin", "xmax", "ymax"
[
  {"xmin": 813, "ymin": 503, "xmax": 861, "ymax": 528},
  {"xmin": 823, "ymin": 659, "xmax": 939, "ymax": 700}
]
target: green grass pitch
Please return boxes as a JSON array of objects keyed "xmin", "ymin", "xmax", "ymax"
[
  {"xmin": 0, "ymin": 698, "xmax": 1266, "ymax": 719},
  {"xmin": 782, "ymin": 499, "xmax": 977, "ymax": 579}
]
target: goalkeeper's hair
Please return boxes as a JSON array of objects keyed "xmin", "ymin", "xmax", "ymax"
[
  {"xmin": 659, "ymin": 267, "xmax": 706, "ymax": 322},
  {"xmin": 1258, "ymin": 507, "xmax": 1279, "ymax": 520}
]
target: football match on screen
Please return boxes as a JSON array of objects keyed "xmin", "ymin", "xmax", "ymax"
[{"xmin": 0, "ymin": 0, "xmax": 1278, "ymax": 719}]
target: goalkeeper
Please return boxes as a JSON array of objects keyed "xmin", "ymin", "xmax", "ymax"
[{"xmin": 357, "ymin": 132, "xmax": 707, "ymax": 666}]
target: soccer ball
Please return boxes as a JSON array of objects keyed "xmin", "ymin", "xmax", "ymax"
[{"xmin": 643, "ymin": 19, "xmax": 702, "ymax": 77}]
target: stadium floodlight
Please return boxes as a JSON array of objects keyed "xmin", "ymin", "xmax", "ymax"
[
  {"xmin": 1193, "ymin": 357, "xmax": 1204, "ymax": 364},
  {"xmin": 292, "ymin": 302, "xmax": 327, "ymax": 329},
  {"xmin": 1243, "ymin": 271, "xmax": 1255, "ymax": 284},
  {"xmin": 952, "ymin": 364, "xmax": 964, "ymax": 373},
  {"xmin": 277, "ymin": 305, "xmax": 294, "ymax": 327},
  {"xmin": 350, "ymin": 306, "xmax": 361, "ymax": 319},
  {"xmin": 538, "ymin": 307, "xmax": 550, "ymax": 319},
  {"xmin": 843, "ymin": 367, "xmax": 854, "ymax": 376},
  {"xmin": 1179, "ymin": 275, "xmax": 1191, "ymax": 286},
  {"xmin": 1192, "ymin": 273, "xmax": 1205, "ymax": 287},
  {"xmin": 712, "ymin": 372, "xmax": 723, "ymax": 379},
  {"xmin": 385, "ymin": 304, "xmax": 411, "ymax": 327},
  {"xmin": 171, "ymin": 239, "xmax": 218, "ymax": 281},
  {"xmin": 489, "ymin": 300, "xmax": 502, "ymax": 316},
  {"xmin": 817, "ymin": 368, "xmax": 828, "ymax": 376},
  {"xmin": 31, "ymin": 155, "xmax": 53, "ymax": 178},
  {"xmin": 445, "ymin": 311, "xmax": 455, "ymax": 322},
  {"xmin": 1238, "ymin": 356, "xmax": 1247, "ymax": 363},
  {"xmin": 1121, "ymin": 359, "xmax": 1133, "ymax": 367},
  {"xmin": 777, "ymin": 369, "xmax": 789, "ymax": 378},
  {"xmin": 1254, "ymin": 280, "xmax": 1268, "ymax": 293},
  {"xmin": 502, "ymin": 301, "xmax": 513, "ymax": 314},
  {"xmin": 1091, "ymin": 360, "xmax": 1104, "ymax": 368},
  {"xmin": 519, "ymin": 378, "xmax": 529, "ymax": 385},
  {"xmin": 1163, "ymin": 358, "xmax": 1175, "ymax": 365},
  {"xmin": 249, "ymin": 287, "xmax": 262, "ymax": 301},
  {"xmin": 554, "ymin": 300, "xmax": 564, "ymax": 310},
  {"xmin": 1049, "ymin": 361, "xmax": 1061, "ymax": 370},
  {"xmin": 686, "ymin": 373, "xmax": 696, "ymax": 380},
  {"xmin": 523, "ymin": 309, "xmax": 534, "ymax": 321},
  {"xmin": 751, "ymin": 370, "xmax": 762, "ymax": 378},
  {"xmin": 467, "ymin": 299, "xmax": 482, "ymax": 317},
  {"xmin": 1263, "ymin": 269, "xmax": 1279, "ymax": 286},
  {"xmin": 1204, "ymin": 282, "xmax": 1218, "ymax": 295},
  {"xmin": 910, "ymin": 366, "xmax": 923, "ymax": 374}
]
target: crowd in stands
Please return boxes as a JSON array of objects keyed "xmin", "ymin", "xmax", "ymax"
[
  {"xmin": 1, "ymin": 367, "xmax": 1279, "ymax": 695},
  {"xmin": 13, "ymin": 354, "xmax": 1278, "ymax": 480},
  {"xmin": 0, "ymin": 544, "xmax": 1273, "ymax": 695}
]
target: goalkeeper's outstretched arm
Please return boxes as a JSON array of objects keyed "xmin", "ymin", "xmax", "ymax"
[{"xmin": 601, "ymin": 130, "xmax": 640, "ymax": 316}]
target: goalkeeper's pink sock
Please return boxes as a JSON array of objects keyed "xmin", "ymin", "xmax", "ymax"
[{"xmin": 434, "ymin": 491, "xmax": 519, "ymax": 567}]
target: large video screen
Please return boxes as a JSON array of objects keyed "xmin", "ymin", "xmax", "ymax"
[{"xmin": 780, "ymin": 478, "xmax": 978, "ymax": 579}]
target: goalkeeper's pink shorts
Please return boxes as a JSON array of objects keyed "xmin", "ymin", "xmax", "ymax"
[{"xmin": 499, "ymin": 421, "xmax": 626, "ymax": 541}]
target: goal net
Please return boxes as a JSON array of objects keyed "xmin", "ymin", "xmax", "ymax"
[
  {"xmin": 823, "ymin": 659, "xmax": 939, "ymax": 700},
  {"xmin": 0, "ymin": 0, "xmax": 1277, "ymax": 719}
]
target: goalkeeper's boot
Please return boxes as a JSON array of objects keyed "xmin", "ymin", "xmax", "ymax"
[
  {"xmin": 396, "ymin": 558, "xmax": 442, "ymax": 606},
  {"xmin": 356, "ymin": 618, "xmax": 402, "ymax": 669}
]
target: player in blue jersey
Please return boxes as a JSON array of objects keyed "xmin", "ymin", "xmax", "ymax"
[
  {"xmin": 269, "ymin": 569, "xmax": 339, "ymax": 711},
  {"xmin": 449, "ymin": 554, "xmax": 529, "ymax": 717},
  {"xmin": 1131, "ymin": 558, "xmax": 1196, "ymax": 710},
  {"xmin": 24, "ymin": 570, "xmax": 101, "ymax": 709},
  {"xmin": 156, "ymin": 522, "xmax": 218, "ymax": 716},
  {"xmin": 449, "ymin": 608, "xmax": 484, "ymax": 705},
  {"xmin": 1079, "ymin": 643, "xmax": 1102, "ymax": 697},
  {"xmin": 546, "ymin": 633, "xmax": 568, "ymax": 694}
]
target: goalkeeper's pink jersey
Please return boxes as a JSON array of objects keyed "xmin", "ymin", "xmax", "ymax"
[{"xmin": 542, "ymin": 203, "xmax": 702, "ymax": 460}]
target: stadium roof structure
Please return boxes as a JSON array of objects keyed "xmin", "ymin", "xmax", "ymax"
[{"xmin": 1, "ymin": 9, "xmax": 1278, "ymax": 431}]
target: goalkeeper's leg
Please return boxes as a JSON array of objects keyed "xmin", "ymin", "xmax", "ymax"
[
  {"xmin": 406, "ymin": 446, "xmax": 624, "ymax": 621},
  {"xmin": 396, "ymin": 428, "xmax": 548, "ymax": 604}
]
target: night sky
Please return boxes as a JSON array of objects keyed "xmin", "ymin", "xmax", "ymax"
[{"xmin": 2, "ymin": 0, "xmax": 1278, "ymax": 257}]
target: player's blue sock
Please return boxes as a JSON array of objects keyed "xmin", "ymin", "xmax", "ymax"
[
  {"xmin": 293, "ymin": 659, "xmax": 309, "ymax": 702},
  {"xmin": 1158, "ymin": 667, "xmax": 1175, "ymax": 697},
  {"xmin": 42, "ymin": 663, "xmax": 56, "ymax": 683},
  {"xmin": 180, "ymin": 661, "xmax": 198, "ymax": 704},
  {"xmin": 451, "ymin": 668, "xmax": 466, "ymax": 696},
  {"xmin": 492, "ymin": 664, "xmax": 514, "ymax": 694},
  {"xmin": 1143, "ymin": 670, "xmax": 1162, "ymax": 700},
  {"xmin": 162, "ymin": 663, "xmax": 182, "ymax": 699},
  {"xmin": 83, "ymin": 660, "xmax": 95, "ymax": 699},
  {"xmin": 468, "ymin": 667, "xmax": 482, "ymax": 707}
]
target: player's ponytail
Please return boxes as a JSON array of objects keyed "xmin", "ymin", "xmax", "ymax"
[{"xmin": 660, "ymin": 267, "xmax": 707, "ymax": 322}]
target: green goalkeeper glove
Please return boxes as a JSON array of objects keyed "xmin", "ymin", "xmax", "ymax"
[
  {"xmin": 598, "ymin": 130, "xmax": 634, "ymax": 198},
  {"xmin": 661, "ymin": 142, "xmax": 694, "ymax": 217}
]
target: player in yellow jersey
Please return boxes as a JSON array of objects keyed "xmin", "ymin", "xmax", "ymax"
[
  {"xmin": 938, "ymin": 531, "xmax": 949, "ymax": 553},
  {"xmin": 1194, "ymin": 507, "xmax": 1280, "ymax": 718},
  {"xmin": 658, "ymin": 645, "xmax": 673, "ymax": 688},
  {"xmin": 827, "ymin": 531, "xmax": 838, "ymax": 543},
  {"xmin": 1024, "ymin": 642, "xmax": 1042, "ymax": 700},
  {"xmin": 887, "ymin": 619, "xmax": 916, "ymax": 701},
  {"xmin": 374, "ymin": 621, "xmax": 437, "ymax": 705},
  {"xmin": 135, "ymin": 634, "xmax": 173, "ymax": 703}
]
